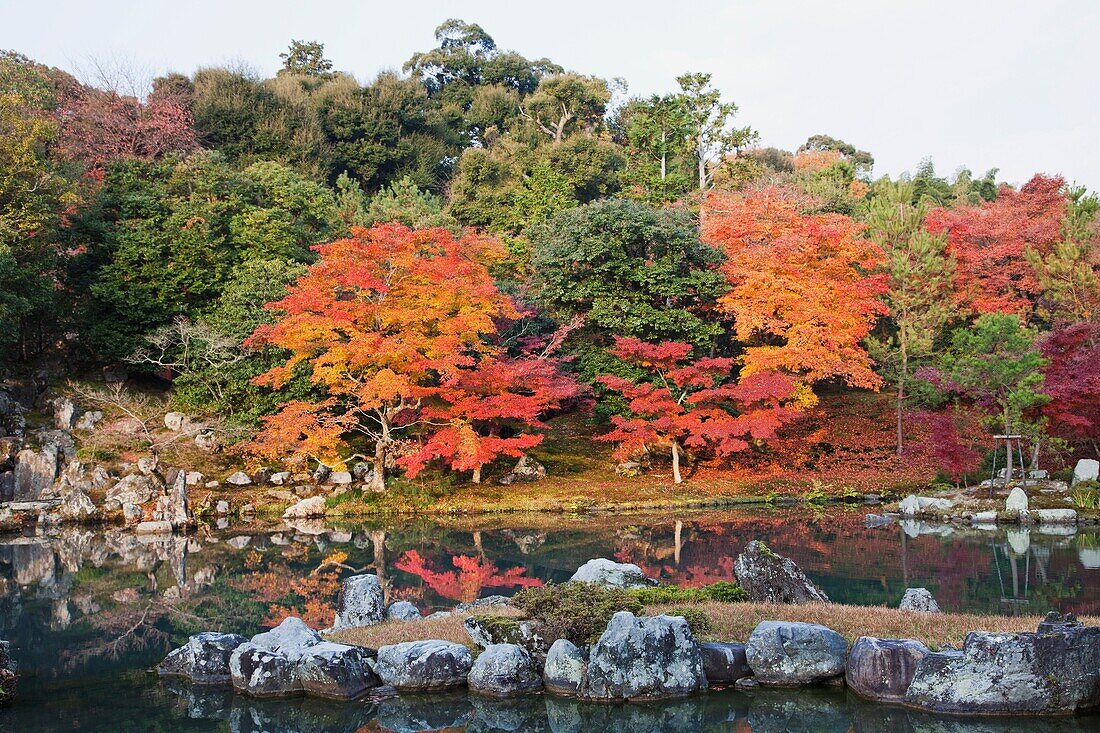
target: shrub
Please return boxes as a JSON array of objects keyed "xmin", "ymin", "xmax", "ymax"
[
  {"xmin": 629, "ymin": 581, "xmax": 746, "ymax": 605},
  {"xmin": 664, "ymin": 607, "xmax": 712, "ymax": 638},
  {"xmin": 1070, "ymin": 482, "xmax": 1100, "ymax": 510},
  {"xmin": 511, "ymin": 581, "xmax": 642, "ymax": 645}
]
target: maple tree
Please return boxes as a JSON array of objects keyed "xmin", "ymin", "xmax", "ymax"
[
  {"xmin": 394, "ymin": 551, "xmax": 542, "ymax": 603},
  {"xmin": 1039, "ymin": 321, "xmax": 1100, "ymax": 449},
  {"xmin": 596, "ymin": 336, "xmax": 800, "ymax": 483},
  {"xmin": 924, "ymin": 174, "xmax": 1066, "ymax": 318},
  {"xmin": 702, "ymin": 187, "xmax": 888, "ymax": 405}
]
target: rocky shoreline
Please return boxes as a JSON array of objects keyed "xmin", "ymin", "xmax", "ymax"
[{"xmin": 158, "ymin": 550, "xmax": 1100, "ymax": 719}]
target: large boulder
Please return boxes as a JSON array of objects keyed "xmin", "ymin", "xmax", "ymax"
[
  {"xmin": 464, "ymin": 615, "xmax": 549, "ymax": 664},
  {"xmin": 543, "ymin": 639, "xmax": 586, "ymax": 696},
  {"xmin": 386, "ymin": 601, "xmax": 422, "ymax": 622},
  {"xmin": 331, "ymin": 574, "xmax": 385, "ymax": 630},
  {"xmin": 14, "ymin": 432, "xmax": 71, "ymax": 500},
  {"xmin": 700, "ymin": 642, "xmax": 752, "ymax": 685},
  {"xmin": 734, "ymin": 540, "xmax": 829, "ymax": 604},
  {"xmin": 107, "ymin": 473, "xmax": 163, "ymax": 507},
  {"xmin": 898, "ymin": 587, "xmax": 941, "ymax": 613},
  {"xmin": 0, "ymin": 640, "xmax": 15, "ymax": 707},
  {"xmin": 225, "ymin": 471, "xmax": 252, "ymax": 486},
  {"xmin": 282, "ymin": 496, "xmax": 326, "ymax": 519},
  {"xmin": 155, "ymin": 470, "xmax": 190, "ymax": 529},
  {"xmin": 249, "ymin": 616, "xmax": 321, "ymax": 662},
  {"xmin": 467, "ymin": 643, "xmax": 543, "ymax": 697},
  {"xmin": 583, "ymin": 612, "xmax": 707, "ymax": 700},
  {"xmin": 374, "ymin": 640, "xmax": 473, "ymax": 691},
  {"xmin": 1072, "ymin": 458, "xmax": 1099, "ymax": 485},
  {"xmin": 905, "ymin": 613, "xmax": 1100, "ymax": 715},
  {"xmin": 157, "ymin": 632, "xmax": 248, "ymax": 685},
  {"xmin": 1005, "ymin": 486, "xmax": 1029, "ymax": 515},
  {"xmin": 745, "ymin": 621, "xmax": 848, "ymax": 686},
  {"xmin": 229, "ymin": 643, "xmax": 301, "ymax": 697},
  {"xmin": 296, "ymin": 642, "xmax": 379, "ymax": 700},
  {"xmin": 845, "ymin": 636, "xmax": 930, "ymax": 702},
  {"xmin": 569, "ymin": 558, "xmax": 655, "ymax": 589}
]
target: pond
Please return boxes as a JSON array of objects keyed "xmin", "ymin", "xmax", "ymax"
[{"xmin": 1, "ymin": 507, "xmax": 1097, "ymax": 732}]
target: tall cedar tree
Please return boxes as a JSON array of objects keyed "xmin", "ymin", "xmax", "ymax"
[
  {"xmin": 246, "ymin": 224, "xmax": 569, "ymax": 490},
  {"xmin": 597, "ymin": 336, "xmax": 799, "ymax": 483},
  {"xmin": 702, "ymin": 188, "xmax": 887, "ymax": 406},
  {"xmin": 925, "ymin": 175, "xmax": 1066, "ymax": 318},
  {"xmin": 866, "ymin": 180, "xmax": 954, "ymax": 454}
]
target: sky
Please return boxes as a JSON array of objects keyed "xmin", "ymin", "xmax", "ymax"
[{"xmin": 3, "ymin": 0, "xmax": 1097, "ymax": 188}]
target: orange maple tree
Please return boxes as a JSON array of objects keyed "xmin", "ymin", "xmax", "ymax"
[
  {"xmin": 702, "ymin": 187, "xmax": 887, "ymax": 404},
  {"xmin": 924, "ymin": 174, "xmax": 1066, "ymax": 318},
  {"xmin": 246, "ymin": 223, "xmax": 568, "ymax": 490},
  {"xmin": 597, "ymin": 336, "xmax": 800, "ymax": 483}
]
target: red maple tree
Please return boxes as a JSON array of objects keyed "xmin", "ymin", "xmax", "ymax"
[{"xmin": 1039, "ymin": 321, "xmax": 1100, "ymax": 447}]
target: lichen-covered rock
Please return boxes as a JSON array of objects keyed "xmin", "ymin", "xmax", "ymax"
[
  {"xmin": 569, "ymin": 558, "xmax": 655, "ymax": 589},
  {"xmin": 467, "ymin": 643, "xmax": 543, "ymax": 697},
  {"xmin": 296, "ymin": 642, "xmax": 379, "ymax": 700},
  {"xmin": 229, "ymin": 643, "xmax": 301, "ymax": 697},
  {"xmin": 0, "ymin": 640, "xmax": 16, "ymax": 707},
  {"xmin": 249, "ymin": 616, "xmax": 321, "ymax": 662},
  {"xmin": 905, "ymin": 613, "xmax": 1100, "ymax": 715},
  {"xmin": 1035, "ymin": 508, "xmax": 1077, "ymax": 523},
  {"xmin": 734, "ymin": 541, "xmax": 829, "ymax": 604},
  {"xmin": 543, "ymin": 639, "xmax": 586, "ymax": 696},
  {"xmin": 386, "ymin": 601, "xmax": 422, "ymax": 621},
  {"xmin": 583, "ymin": 612, "xmax": 706, "ymax": 700},
  {"xmin": 282, "ymin": 496, "xmax": 326, "ymax": 519},
  {"xmin": 374, "ymin": 640, "xmax": 472, "ymax": 691},
  {"xmin": 745, "ymin": 621, "xmax": 847, "ymax": 686},
  {"xmin": 464, "ymin": 615, "xmax": 549, "ymax": 664},
  {"xmin": 699, "ymin": 642, "xmax": 752, "ymax": 685},
  {"xmin": 845, "ymin": 636, "xmax": 929, "ymax": 702},
  {"xmin": 185, "ymin": 632, "xmax": 249, "ymax": 684},
  {"xmin": 157, "ymin": 645, "xmax": 192, "ymax": 678},
  {"xmin": 332, "ymin": 574, "xmax": 384, "ymax": 630},
  {"xmin": 107, "ymin": 473, "xmax": 162, "ymax": 507},
  {"xmin": 898, "ymin": 587, "xmax": 941, "ymax": 613}
]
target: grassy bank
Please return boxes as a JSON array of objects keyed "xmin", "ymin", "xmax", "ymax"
[{"xmin": 328, "ymin": 602, "xmax": 1097, "ymax": 651}]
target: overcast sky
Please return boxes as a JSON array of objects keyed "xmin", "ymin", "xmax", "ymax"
[{"xmin": 4, "ymin": 0, "xmax": 1096, "ymax": 188}]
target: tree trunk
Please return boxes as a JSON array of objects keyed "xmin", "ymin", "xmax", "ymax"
[
  {"xmin": 371, "ymin": 437, "xmax": 387, "ymax": 492},
  {"xmin": 472, "ymin": 466, "xmax": 481, "ymax": 484},
  {"xmin": 896, "ymin": 342, "xmax": 907, "ymax": 456},
  {"xmin": 1003, "ymin": 411, "xmax": 1013, "ymax": 488},
  {"xmin": 671, "ymin": 439, "xmax": 682, "ymax": 484}
]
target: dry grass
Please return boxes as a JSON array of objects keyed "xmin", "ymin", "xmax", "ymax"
[
  {"xmin": 327, "ymin": 606, "xmax": 523, "ymax": 649},
  {"xmin": 650, "ymin": 601, "xmax": 1100, "ymax": 649},
  {"xmin": 327, "ymin": 601, "xmax": 1097, "ymax": 652}
]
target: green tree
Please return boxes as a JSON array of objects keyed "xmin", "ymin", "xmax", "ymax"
[
  {"xmin": 866, "ymin": 180, "xmax": 955, "ymax": 454},
  {"xmin": 675, "ymin": 72, "xmax": 756, "ymax": 191},
  {"xmin": 519, "ymin": 73, "xmax": 610, "ymax": 143},
  {"xmin": 799, "ymin": 134, "xmax": 874, "ymax": 177},
  {"xmin": 619, "ymin": 94, "xmax": 692, "ymax": 201},
  {"xmin": 279, "ymin": 40, "xmax": 333, "ymax": 77},
  {"xmin": 363, "ymin": 176, "xmax": 458, "ymax": 230}
]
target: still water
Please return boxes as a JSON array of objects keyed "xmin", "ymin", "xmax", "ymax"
[{"xmin": 0, "ymin": 507, "xmax": 1097, "ymax": 731}]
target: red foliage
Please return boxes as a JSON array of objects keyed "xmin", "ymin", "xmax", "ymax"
[
  {"xmin": 1040, "ymin": 321, "xmax": 1100, "ymax": 443},
  {"xmin": 56, "ymin": 86, "xmax": 196, "ymax": 169},
  {"xmin": 597, "ymin": 336, "xmax": 801, "ymax": 481},
  {"xmin": 908, "ymin": 409, "xmax": 985, "ymax": 483},
  {"xmin": 394, "ymin": 551, "xmax": 542, "ymax": 603},
  {"xmin": 925, "ymin": 175, "xmax": 1066, "ymax": 317}
]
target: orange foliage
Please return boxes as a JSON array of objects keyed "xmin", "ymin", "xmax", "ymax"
[
  {"xmin": 394, "ymin": 551, "xmax": 542, "ymax": 603},
  {"xmin": 792, "ymin": 149, "xmax": 842, "ymax": 172}
]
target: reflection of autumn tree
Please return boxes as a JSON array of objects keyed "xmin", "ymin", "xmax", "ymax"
[
  {"xmin": 234, "ymin": 547, "xmax": 343, "ymax": 628},
  {"xmin": 394, "ymin": 551, "xmax": 542, "ymax": 604}
]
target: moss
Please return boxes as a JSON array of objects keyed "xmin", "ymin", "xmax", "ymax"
[
  {"xmin": 512, "ymin": 581, "xmax": 643, "ymax": 646},
  {"xmin": 664, "ymin": 607, "xmax": 712, "ymax": 639},
  {"xmin": 468, "ymin": 614, "xmax": 523, "ymax": 643},
  {"xmin": 756, "ymin": 541, "xmax": 779, "ymax": 559},
  {"xmin": 629, "ymin": 581, "xmax": 746, "ymax": 605}
]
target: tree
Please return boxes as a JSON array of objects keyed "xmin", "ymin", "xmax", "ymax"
[
  {"xmin": 798, "ymin": 134, "xmax": 874, "ymax": 177},
  {"xmin": 519, "ymin": 73, "xmax": 610, "ymax": 143},
  {"xmin": 279, "ymin": 40, "xmax": 333, "ymax": 77},
  {"xmin": 925, "ymin": 174, "xmax": 1066, "ymax": 318},
  {"xmin": 1025, "ymin": 185, "xmax": 1100, "ymax": 323},
  {"xmin": 866, "ymin": 180, "xmax": 955, "ymax": 454},
  {"xmin": 618, "ymin": 94, "xmax": 692, "ymax": 201},
  {"xmin": 932, "ymin": 313, "xmax": 1049, "ymax": 481},
  {"xmin": 530, "ymin": 199, "xmax": 726, "ymax": 348},
  {"xmin": 702, "ymin": 187, "xmax": 887, "ymax": 405},
  {"xmin": 363, "ymin": 176, "xmax": 458, "ymax": 231},
  {"xmin": 675, "ymin": 73, "xmax": 756, "ymax": 191},
  {"xmin": 1039, "ymin": 322, "xmax": 1100, "ymax": 452},
  {"xmin": 596, "ymin": 336, "xmax": 799, "ymax": 483},
  {"xmin": 245, "ymin": 224, "xmax": 519, "ymax": 491}
]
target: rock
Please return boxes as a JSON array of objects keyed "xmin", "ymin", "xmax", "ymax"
[
  {"xmin": 121, "ymin": 503, "xmax": 142, "ymax": 523},
  {"xmin": 453, "ymin": 595, "xmax": 511, "ymax": 612},
  {"xmin": 136, "ymin": 520, "xmax": 173, "ymax": 534},
  {"xmin": 845, "ymin": 636, "xmax": 930, "ymax": 702},
  {"xmin": 156, "ymin": 645, "xmax": 191, "ymax": 678},
  {"xmin": 14, "ymin": 442, "xmax": 62, "ymax": 500},
  {"xmin": 0, "ymin": 640, "xmax": 16, "ymax": 706},
  {"xmin": 898, "ymin": 587, "xmax": 941, "ymax": 613},
  {"xmin": 0, "ymin": 472, "xmax": 13, "ymax": 503},
  {"xmin": 215, "ymin": 500, "xmax": 230, "ymax": 515},
  {"xmin": 269, "ymin": 471, "xmax": 290, "ymax": 485},
  {"xmin": 185, "ymin": 632, "xmax": 249, "ymax": 684},
  {"xmin": 583, "ymin": 612, "xmax": 706, "ymax": 700},
  {"xmin": 733, "ymin": 540, "xmax": 829, "ymax": 604},
  {"xmin": 700, "ymin": 642, "xmax": 752, "ymax": 685},
  {"xmin": 297, "ymin": 642, "xmax": 379, "ymax": 700},
  {"xmin": 225, "ymin": 471, "xmax": 252, "ymax": 486},
  {"xmin": 905, "ymin": 614, "xmax": 1100, "ymax": 715},
  {"xmin": 229, "ymin": 643, "xmax": 301, "ymax": 697},
  {"xmin": 499, "ymin": 455, "xmax": 547, "ymax": 484},
  {"xmin": 615, "ymin": 461, "xmax": 643, "ymax": 477},
  {"xmin": 1072, "ymin": 458, "xmax": 1099, "ymax": 485},
  {"xmin": 543, "ymin": 639, "xmax": 586, "ymax": 696},
  {"xmin": 1005, "ymin": 486, "xmax": 1029, "ymax": 515},
  {"xmin": 863, "ymin": 513, "xmax": 894, "ymax": 528},
  {"xmin": 107, "ymin": 473, "xmax": 163, "ymax": 506},
  {"xmin": 386, "ymin": 601, "xmax": 422, "ymax": 621},
  {"xmin": 282, "ymin": 496, "xmax": 326, "ymax": 519},
  {"xmin": 569, "ymin": 558, "xmax": 655, "ymax": 589},
  {"xmin": 137, "ymin": 455, "xmax": 157, "ymax": 475},
  {"xmin": 745, "ymin": 621, "xmax": 848, "ymax": 686},
  {"xmin": 326, "ymin": 470, "xmax": 353, "ymax": 485},
  {"xmin": 374, "ymin": 640, "xmax": 473, "ymax": 690},
  {"xmin": 1029, "ymin": 469, "xmax": 1049, "ymax": 480},
  {"xmin": 59, "ymin": 481, "xmax": 97, "ymax": 522},
  {"xmin": 898, "ymin": 495, "xmax": 920, "ymax": 516},
  {"xmin": 467, "ymin": 643, "xmax": 542, "ymax": 698},
  {"xmin": 194, "ymin": 431, "xmax": 220, "ymax": 452},
  {"xmin": 225, "ymin": 536, "xmax": 250, "ymax": 549},
  {"xmin": 464, "ymin": 615, "xmax": 548, "ymax": 663},
  {"xmin": 53, "ymin": 398, "xmax": 77, "ymax": 430},
  {"xmin": 972, "ymin": 511, "xmax": 998, "ymax": 525},
  {"xmin": 332, "ymin": 574, "xmax": 385, "ymax": 630},
  {"xmin": 157, "ymin": 470, "xmax": 190, "ymax": 528},
  {"xmin": 1035, "ymin": 508, "xmax": 1077, "ymax": 523},
  {"xmin": 74, "ymin": 410, "xmax": 102, "ymax": 431},
  {"xmin": 734, "ymin": 677, "xmax": 759, "ymax": 691},
  {"xmin": 249, "ymin": 616, "xmax": 321, "ymax": 662},
  {"xmin": 164, "ymin": 412, "xmax": 187, "ymax": 431},
  {"xmin": 250, "ymin": 468, "xmax": 272, "ymax": 485}
]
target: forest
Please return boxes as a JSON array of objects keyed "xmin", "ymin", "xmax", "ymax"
[{"xmin": 2, "ymin": 19, "xmax": 1099, "ymax": 496}]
